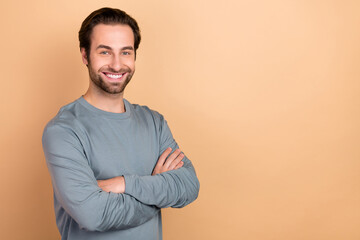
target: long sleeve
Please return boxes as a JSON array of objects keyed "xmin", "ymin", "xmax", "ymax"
[
  {"xmin": 42, "ymin": 122, "xmax": 159, "ymax": 232},
  {"xmin": 124, "ymin": 116, "xmax": 200, "ymax": 209}
]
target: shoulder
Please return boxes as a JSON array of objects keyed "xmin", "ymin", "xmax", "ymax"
[
  {"xmin": 126, "ymin": 100, "xmax": 165, "ymax": 123},
  {"xmin": 42, "ymin": 99, "xmax": 84, "ymax": 140}
]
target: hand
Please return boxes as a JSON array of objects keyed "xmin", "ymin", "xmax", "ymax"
[
  {"xmin": 152, "ymin": 148, "xmax": 184, "ymax": 175},
  {"xmin": 97, "ymin": 176, "xmax": 125, "ymax": 194}
]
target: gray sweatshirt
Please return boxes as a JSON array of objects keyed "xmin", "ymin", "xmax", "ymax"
[{"xmin": 42, "ymin": 97, "xmax": 200, "ymax": 240}]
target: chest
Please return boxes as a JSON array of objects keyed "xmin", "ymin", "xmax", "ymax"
[{"xmin": 82, "ymin": 118, "xmax": 160, "ymax": 179}]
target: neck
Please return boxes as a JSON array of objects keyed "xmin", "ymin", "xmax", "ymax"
[{"xmin": 83, "ymin": 88, "xmax": 126, "ymax": 113}]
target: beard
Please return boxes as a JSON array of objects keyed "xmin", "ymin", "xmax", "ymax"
[{"xmin": 87, "ymin": 63, "xmax": 134, "ymax": 94}]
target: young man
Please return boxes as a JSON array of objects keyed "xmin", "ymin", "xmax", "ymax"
[{"xmin": 42, "ymin": 7, "xmax": 199, "ymax": 240}]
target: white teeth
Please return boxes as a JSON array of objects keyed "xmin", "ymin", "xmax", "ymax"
[{"xmin": 106, "ymin": 73, "xmax": 123, "ymax": 79}]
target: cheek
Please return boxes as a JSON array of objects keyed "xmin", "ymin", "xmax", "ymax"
[
  {"xmin": 93, "ymin": 62, "xmax": 109, "ymax": 73},
  {"xmin": 126, "ymin": 59, "xmax": 136, "ymax": 71},
  {"xmin": 89, "ymin": 54, "xmax": 110, "ymax": 69}
]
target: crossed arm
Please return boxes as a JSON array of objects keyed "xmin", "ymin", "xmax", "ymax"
[
  {"xmin": 43, "ymin": 118, "xmax": 199, "ymax": 231},
  {"xmin": 97, "ymin": 148, "xmax": 185, "ymax": 194}
]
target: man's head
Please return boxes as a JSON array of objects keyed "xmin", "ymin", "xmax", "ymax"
[
  {"xmin": 79, "ymin": 7, "xmax": 141, "ymax": 61},
  {"xmin": 79, "ymin": 8, "xmax": 141, "ymax": 95}
]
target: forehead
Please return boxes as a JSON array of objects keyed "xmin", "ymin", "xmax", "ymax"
[{"xmin": 90, "ymin": 24, "xmax": 134, "ymax": 49}]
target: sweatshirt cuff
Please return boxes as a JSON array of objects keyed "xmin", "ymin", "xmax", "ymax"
[{"xmin": 123, "ymin": 175, "xmax": 135, "ymax": 196}]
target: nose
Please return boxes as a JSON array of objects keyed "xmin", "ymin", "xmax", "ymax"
[{"xmin": 109, "ymin": 55, "xmax": 122, "ymax": 72}]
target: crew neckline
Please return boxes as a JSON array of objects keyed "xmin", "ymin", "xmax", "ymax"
[{"xmin": 77, "ymin": 96, "xmax": 132, "ymax": 120}]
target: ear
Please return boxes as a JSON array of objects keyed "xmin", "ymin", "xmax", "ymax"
[{"xmin": 80, "ymin": 48, "xmax": 89, "ymax": 65}]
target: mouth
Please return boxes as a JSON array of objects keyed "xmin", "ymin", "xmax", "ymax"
[{"xmin": 102, "ymin": 72, "xmax": 127, "ymax": 80}]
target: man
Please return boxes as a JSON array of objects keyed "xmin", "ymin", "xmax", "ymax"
[{"xmin": 42, "ymin": 7, "xmax": 200, "ymax": 240}]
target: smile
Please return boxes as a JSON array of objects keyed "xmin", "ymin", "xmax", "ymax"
[{"xmin": 103, "ymin": 72, "xmax": 125, "ymax": 79}]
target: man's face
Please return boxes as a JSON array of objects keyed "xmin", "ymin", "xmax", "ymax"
[{"xmin": 81, "ymin": 24, "xmax": 136, "ymax": 95}]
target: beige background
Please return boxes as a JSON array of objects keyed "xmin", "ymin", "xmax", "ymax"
[{"xmin": 1, "ymin": 0, "xmax": 359, "ymax": 239}]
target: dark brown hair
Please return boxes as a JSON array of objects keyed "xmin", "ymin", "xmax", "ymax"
[{"xmin": 78, "ymin": 7, "xmax": 141, "ymax": 59}]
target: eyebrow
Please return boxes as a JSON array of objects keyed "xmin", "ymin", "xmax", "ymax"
[{"xmin": 96, "ymin": 44, "xmax": 134, "ymax": 51}]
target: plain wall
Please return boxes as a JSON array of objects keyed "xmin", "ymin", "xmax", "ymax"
[{"xmin": 0, "ymin": 0, "xmax": 359, "ymax": 239}]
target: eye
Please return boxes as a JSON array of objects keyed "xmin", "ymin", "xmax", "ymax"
[
  {"xmin": 122, "ymin": 51, "xmax": 131, "ymax": 55},
  {"xmin": 100, "ymin": 51, "xmax": 110, "ymax": 55}
]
